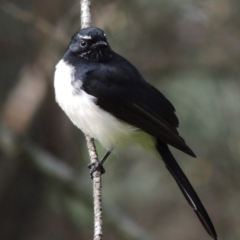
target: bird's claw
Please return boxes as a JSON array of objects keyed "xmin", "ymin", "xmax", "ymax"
[{"xmin": 88, "ymin": 162, "xmax": 105, "ymax": 179}]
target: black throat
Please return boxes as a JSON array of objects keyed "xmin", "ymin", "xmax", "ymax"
[{"xmin": 79, "ymin": 47, "xmax": 113, "ymax": 62}]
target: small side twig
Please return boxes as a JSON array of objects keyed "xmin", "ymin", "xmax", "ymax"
[{"xmin": 80, "ymin": 1, "xmax": 103, "ymax": 240}]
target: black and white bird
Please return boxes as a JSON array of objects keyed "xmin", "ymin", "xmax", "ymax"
[{"xmin": 54, "ymin": 27, "xmax": 217, "ymax": 240}]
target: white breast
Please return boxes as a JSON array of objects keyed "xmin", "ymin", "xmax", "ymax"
[{"xmin": 54, "ymin": 60, "xmax": 155, "ymax": 151}]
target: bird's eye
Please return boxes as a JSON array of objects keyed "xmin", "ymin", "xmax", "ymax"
[{"xmin": 80, "ymin": 40, "xmax": 87, "ymax": 48}]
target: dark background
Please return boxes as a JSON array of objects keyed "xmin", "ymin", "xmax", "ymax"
[{"xmin": 0, "ymin": 0, "xmax": 240, "ymax": 239}]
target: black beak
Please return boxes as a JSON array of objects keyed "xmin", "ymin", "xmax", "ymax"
[{"xmin": 91, "ymin": 41, "xmax": 107, "ymax": 48}]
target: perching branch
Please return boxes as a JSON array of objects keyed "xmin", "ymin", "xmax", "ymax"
[
  {"xmin": 81, "ymin": 0, "xmax": 91, "ymax": 29},
  {"xmin": 80, "ymin": 1, "xmax": 103, "ymax": 240},
  {"xmin": 85, "ymin": 136, "xmax": 103, "ymax": 240}
]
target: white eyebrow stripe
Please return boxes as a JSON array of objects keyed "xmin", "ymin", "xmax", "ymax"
[{"xmin": 78, "ymin": 34, "xmax": 92, "ymax": 40}]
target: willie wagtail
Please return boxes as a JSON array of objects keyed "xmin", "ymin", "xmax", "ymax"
[{"xmin": 54, "ymin": 27, "xmax": 217, "ymax": 240}]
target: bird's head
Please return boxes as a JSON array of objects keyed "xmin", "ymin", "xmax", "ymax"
[{"xmin": 68, "ymin": 27, "xmax": 112, "ymax": 62}]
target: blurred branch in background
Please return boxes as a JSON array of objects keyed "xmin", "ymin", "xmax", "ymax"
[{"xmin": 3, "ymin": 64, "xmax": 47, "ymax": 133}]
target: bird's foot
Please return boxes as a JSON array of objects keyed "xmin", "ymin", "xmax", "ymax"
[
  {"xmin": 88, "ymin": 162, "xmax": 105, "ymax": 179},
  {"xmin": 87, "ymin": 149, "xmax": 112, "ymax": 179}
]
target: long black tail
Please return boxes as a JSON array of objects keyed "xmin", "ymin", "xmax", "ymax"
[{"xmin": 156, "ymin": 141, "xmax": 217, "ymax": 240}]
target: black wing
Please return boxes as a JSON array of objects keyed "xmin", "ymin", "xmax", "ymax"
[
  {"xmin": 81, "ymin": 53, "xmax": 195, "ymax": 157},
  {"xmin": 81, "ymin": 53, "xmax": 218, "ymax": 240}
]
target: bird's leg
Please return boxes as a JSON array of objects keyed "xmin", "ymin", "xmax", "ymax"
[{"xmin": 88, "ymin": 150, "xmax": 112, "ymax": 178}]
